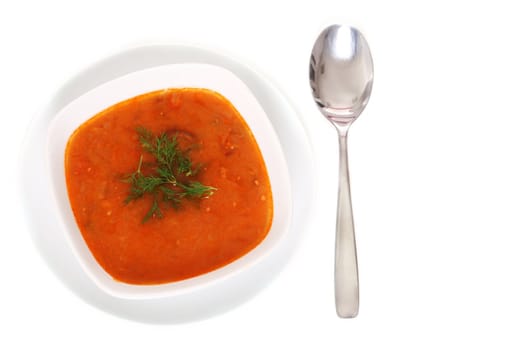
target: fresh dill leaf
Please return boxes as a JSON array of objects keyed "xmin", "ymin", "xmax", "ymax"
[
  {"xmin": 136, "ymin": 127, "xmax": 156, "ymax": 154},
  {"xmin": 156, "ymin": 166, "xmax": 173, "ymax": 181},
  {"xmin": 143, "ymin": 194, "xmax": 162, "ymax": 223},
  {"xmin": 124, "ymin": 127, "xmax": 217, "ymax": 222},
  {"xmin": 158, "ymin": 186, "xmax": 181, "ymax": 208},
  {"xmin": 155, "ymin": 133, "xmax": 178, "ymax": 169},
  {"xmin": 178, "ymin": 181, "xmax": 216, "ymax": 198},
  {"xmin": 176, "ymin": 153, "xmax": 193, "ymax": 176}
]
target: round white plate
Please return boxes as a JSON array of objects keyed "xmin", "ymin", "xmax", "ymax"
[{"xmin": 20, "ymin": 44, "xmax": 315, "ymax": 323}]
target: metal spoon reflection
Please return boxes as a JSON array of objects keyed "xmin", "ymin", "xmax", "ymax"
[{"xmin": 309, "ymin": 24, "xmax": 374, "ymax": 318}]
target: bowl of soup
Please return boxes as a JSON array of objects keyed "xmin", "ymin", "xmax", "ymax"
[{"xmin": 47, "ymin": 63, "xmax": 292, "ymax": 299}]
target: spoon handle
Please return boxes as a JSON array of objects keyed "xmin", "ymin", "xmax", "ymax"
[{"xmin": 335, "ymin": 128, "xmax": 359, "ymax": 318}]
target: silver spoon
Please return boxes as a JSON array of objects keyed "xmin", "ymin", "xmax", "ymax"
[{"xmin": 309, "ymin": 24, "xmax": 374, "ymax": 318}]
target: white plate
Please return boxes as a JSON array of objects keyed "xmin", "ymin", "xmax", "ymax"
[{"xmin": 20, "ymin": 44, "xmax": 315, "ymax": 323}]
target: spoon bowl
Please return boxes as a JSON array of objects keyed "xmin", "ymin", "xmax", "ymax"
[
  {"xmin": 309, "ymin": 24, "xmax": 374, "ymax": 318},
  {"xmin": 310, "ymin": 25, "xmax": 374, "ymax": 123}
]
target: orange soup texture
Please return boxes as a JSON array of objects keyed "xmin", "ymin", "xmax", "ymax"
[{"xmin": 65, "ymin": 88, "xmax": 273, "ymax": 285}]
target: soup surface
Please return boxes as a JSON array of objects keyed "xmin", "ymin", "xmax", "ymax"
[{"xmin": 65, "ymin": 88, "xmax": 273, "ymax": 285}]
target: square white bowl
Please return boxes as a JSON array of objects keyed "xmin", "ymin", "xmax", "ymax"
[{"xmin": 47, "ymin": 63, "xmax": 292, "ymax": 299}]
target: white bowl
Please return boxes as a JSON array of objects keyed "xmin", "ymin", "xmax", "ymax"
[{"xmin": 47, "ymin": 63, "xmax": 292, "ymax": 299}]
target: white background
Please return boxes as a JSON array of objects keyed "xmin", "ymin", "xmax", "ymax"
[{"xmin": 2, "ymin": 0, "xmax": 525, "ymax": 348}]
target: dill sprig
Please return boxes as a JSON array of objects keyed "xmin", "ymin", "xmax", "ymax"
[{"xmin": 125, "ymin": 127, "xmax": 216, "ymax": 223}]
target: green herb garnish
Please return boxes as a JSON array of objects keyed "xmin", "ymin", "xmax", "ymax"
[{"xmin": 125, "ymin": 127, "xmax": 216, "ymax": 223}]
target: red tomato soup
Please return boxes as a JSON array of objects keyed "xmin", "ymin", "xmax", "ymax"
[{"xmin": 65, "ymin": 88, "xmax": 273, "ymax": 285}]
